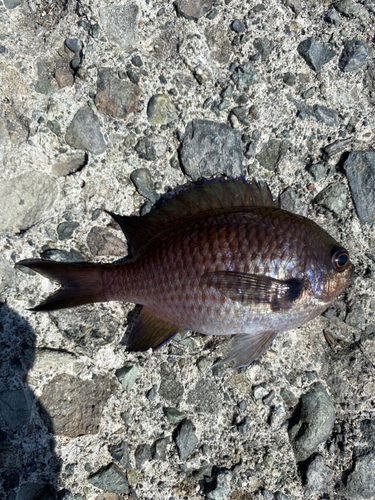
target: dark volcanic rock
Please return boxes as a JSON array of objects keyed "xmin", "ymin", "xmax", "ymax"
[
  {"xmin": 297, "ymin": 38, "xmax": 336, "ymax": 73},
  {"xmin": 288, "ymin": 382, "xmax": 335, "ymax": 462},
  {"xmin": 65, "ymin": 107, "xmax": 106, "ymax": 155},
  {"xmin": 88, "ymin": 463, "xmax": 129, "ymax": 493},
  {"xmin": 95, "ymin": 68, "xmax": 141, "ymax": 119},
  {"xmin": 180, "ymin": 119, "xmax": 243, "ymax": 180},
  {"xmin": 256, "ymin": 139, "xmax": 290, "ymax": 171},
  {"xmin": 344, "ymin": 151, "xmax": 375, "ymax": 225},
  {"xmin": 339, "ymin": 39, "xmax": 368, "ymax": 72},
  {"xmin": 40, "ymin": 373, "xmax": 116, "ymax": 437},
  {"xmin": 174, "ymin": 419, "xmax": 198, "ymax": 460},
  {"xmin": 0, "ymin": 390, "xmax": 33, "ymax": 431}
]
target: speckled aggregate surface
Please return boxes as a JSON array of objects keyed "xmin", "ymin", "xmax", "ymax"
[{"xmin": 0, "ymin": 0, "xmax": 375, "ymax": 499}]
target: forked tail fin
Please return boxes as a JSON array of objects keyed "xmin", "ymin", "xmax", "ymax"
[{"xmin": 17, "ymin": 259, "xmax": 112, "ymax": 311}]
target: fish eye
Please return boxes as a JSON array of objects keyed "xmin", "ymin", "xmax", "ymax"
[{"xmin": 331, "ymin": 247, "xmax": 350, "ymax": 272}]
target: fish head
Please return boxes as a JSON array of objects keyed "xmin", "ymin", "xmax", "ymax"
[{"xmin": 306, "ymin": 224, "xmax": 355, "ymax": 305}]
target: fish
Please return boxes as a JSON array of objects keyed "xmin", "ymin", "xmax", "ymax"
[{"xmin": 17, "ymin": 178, "xmax": 355, "ymax": 369}]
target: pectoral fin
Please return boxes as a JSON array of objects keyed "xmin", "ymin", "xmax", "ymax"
[
  {"xmin": 126, "ymin": 307, "xmax": 182, "ymax": 351},
  {"xmin": 201, "ymin": 271, "xmax": 303, "ymax": 311},
  {"xmin": 217, "ymin": 330, "xmax": 278, "ymax": 370}
]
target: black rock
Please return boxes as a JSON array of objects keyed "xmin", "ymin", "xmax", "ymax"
[
  {"xmin": 180, "ymin": 119, "xmax": 243, "ymax": 180},
  {"xmin": 135, "ymin": 443, "xmax": 152, "ymax": 469},
  {"xmin": 344, "ymin": 151, "xmax": 375, "ymax": 225},
  {"xmin": 339, "ymin": 39, "xmax": 368, "ymax": 72},
  {"xmin": 297, "ymin": 38, "xmax": 336, "ymax": 73},
  {"xmin": 174, "ymin": 419, "xmax": 198, "ymax": 460},
  {"xmin": 88, "ymin": 463, "xmax": 129, "ymax": 493},
  {"xmin": 288, "ymin": 382, "xmax": 335, "ymax": 462}
]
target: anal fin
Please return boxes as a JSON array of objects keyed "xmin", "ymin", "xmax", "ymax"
[
  {"xmin": 218, "ymin": 330, "xmax": 278, "ymax": 370},
  {"xmin": 126, "ymin": 307, "xmax": 182, "ymax": 351}
]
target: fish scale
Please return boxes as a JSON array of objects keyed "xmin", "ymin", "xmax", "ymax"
[{"xmin": 17, "ymin": 179, "xmax": 354, "ymax": 369}]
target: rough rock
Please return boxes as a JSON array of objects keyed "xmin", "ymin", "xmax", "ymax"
[
  {"xmin": 174, "ymin": 419, "xmax": 198, "ymax": 460},
  {"xmin": 115, "ymin": 363, "xmax": 139, "ymax": 391},
  {"xmin": 159, "ymin": 363, "xmax": 184, "ymax": 404},
  {"xmin": 65, "ymin": 107, "xmax": 106, "ymax": 155},
  {"xmin": 305, "ymin": 454, "xmax": 333, "ymax": 493},
  {"xmin": 256, "ymin": 139, "xmax": 290, "ymax": 171},
  {"xmin": 180, "ymin": 119, "xmax": 243, "ymax": 180},
  {"xmin": 95, "ymin": 68, "xmax": 141, "ymax": 119},
  {"xmin": 314, "ymin": 182, "xmax": 348, "ymax": 215},
  {"xmin": 344, "ymin": 151, "xmax": 375, "ymax": 225},
  {"xmin": 147, "ymin": 94, "xmax": 178, "ymax": 125},
  {"xmin": 57, "ymin": 221, "xmax": 79, "ymax": 241},
  {"xmin": 297, "ymin": 38, "xmax": 336, "ymax": 73},
  {"xmin": 0, "ymin": 390, "xmax": 33, "ymax": 431},
  {"xmin": 288, "ymin": 382, "xmax": 335, "ymax": 462},
  {"xmin": 51, "ymin": 153, "xmax": 86, "ymax": 176},
  {"xmin": 0, "ymin": 172, "xmax": 58, "ymax": 237},
  {"xmin": 174, "ymin": 0, "xmax": 212, "ymax": 20},
  {"xmin": 280, "ymin": 187, "xmax": 308, "ymax": 216},
  {"xmin": 186, "ymin": 378, "xmax": 222, "ymax": 414},
  {"xmin": 130, "ymin": 168, "xmax": 158, "ymax": 203},
  {"xmin": 207, "ymin": 470, "xmax": 232, "ymax": 499},
  {"xmin": 99, "ymin": 3, "xmax": 139, "ymax": 49},
  {"xmin": 339, "ymin": 39, "xmax": 368, "ymax": 72},
  {"xmin": 334, "ymin": 0, "xmax": 361, "ymax": 18},
  {"xmin": 135, "ymin": 134, "xmax": 168, "ymax": 161},
  {"xmin": 151, "ymin": 437, "xmax": 169, "ymax": 461},
  {"xmin": 231, "ymin": 62, "xmax": 259, "ymax": 90},
  {"xmin": 40, "ymin": 374, "xmax": 117, "ymax": 437},
  {"xmin": 88, "ymin": 464, "xmax": 129, "ymax": 494},
  {"xmin": 135, "ymin": 443, "xmax": 152, "ymax": 469},
  {"xmin": 163, "ymin": 407, "xmax": 186, "ymax": 424},
  {"xmin": 87, "ymin": 226, "xmax": 127, "ymax": 256},
  {"xmin": 344, "ymin": 449, "xmax": 375, "ymax": 499}
]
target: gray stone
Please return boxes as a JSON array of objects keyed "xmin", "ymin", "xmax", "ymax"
[
  {"xmin": 360, "ymin": 420, "xmax": 375, "ymax": 445},
  {"xmin": 151, "ymin": 437, "xmax": 169, "ymax": 461},
  {"xmin": 174, "ymin": 419, "xmax": 198, "ymax": 460},
  {"xmin": 135, "ymin": 443, "xmax": 152, "ymax": 469},
  {"xmin": 345, "ymin": 449, "xmax": 375, "ymax": 498},
  {"xmin": 231, "ymin": 20, "xmax": 246, "ymax": 33},
  {"xmin": 159, "ymin": 363, "xmax": 184, "ymax": 403},
  {"xmin": 315, "ymin": 183, "xmax": 348, "ymax": 215},
  {"xmin": 65, "ymin": 107, "xmax": 106, "ymax": 155},
  {"xmin": 322, "ymin": 138, "xmax": 352, "ymax": 158},
  {"xmin": 311, "ymin": 105, "xmax": 337, "ymax": 126},
  {"xmin": 186, "ymin": 379, "xmax": 222, "ymax": 414},
  {"xmin": 51, "ymin": 153, "xmax": 86, "ymax": 176},
  {"xmin": 288, "ymin": 382, "xmax": 335, "ymax": 462},
  {"xmin": 64, "ymin": 38, "xmax": 83, "ymax": 54},
  {"xmin": 205, "ymin": 25, "xmax": 232, "ymax": 66},
  {"xmin": 147, "ymin": 94, "xmax": 178, "ymax": 125},
  {"xmin": 174, "ymin": 0, "xmax": 212, "ymax": 20},
  {"xmin": 163, "ymin": 407, "xmax": 186, "ymax": 424},
  {"xmin": 135, "ymin": 134, "xmax": 168, "ymax": 161},
  {"xmin": 0, "ymin": 390, "xmax": 33, "ymax": 431},
  {"xmin": 280, "ymin": 187, "xmax": 308, "ymax": 216},
  {"xmin": 306, "ymin": 162, "xmax": 327, "ymax": 181},
  {"xmin": 253, "ymin": 38, "xmax": 273, "ymax": 62},
  {"xmin": 88, "ymin": 463, "xmax": 129, "ymax": 494},
  {"xmin": 87, "ymin": 226, "xmax": 127, "ymax": 256},
  {"xmin": 130, "ymin": 168, "xmax": 158, "ymax": 203},
  {"xmin": 39, "ymin": 248, "xmax": 85, "ymax": 263},
  {"xmin": 0, "ymin": 172, "xmax": 58, "ymax": 238},
  {"xmin": 344, "ymin": 151, "xmax": 375, "ymax": 225},
  {"xmin": 15, "ymin": 483, "xmax": 57, "ymax": 500},
  {"xmin": 40, "ymin": 373, "xmax": 116, "ymax": 437},
  {"xmin": 57, "ymin": 221, "xmax": 79, "ymax": 241},
  {"xmin": 231, "ymin": 62, "xmax": 259, "ymax": 90},
  {"xmin": 339, "ymin": 39, "xmax": 368, "ymax": 72},
  {"xmin": 237, "ymin": 417, "xmax": 250, "ymax": 436},
  {"xmin": 256, "ymin": 139, "xmax": 290, "ymax": 171},
  {"xmin": 305, "ymin": 455, "xmax": 333, "ymax": 492},
  {"xmin": 283, "ymin": 0, "xmax": 302, "ymax": 15},
  {"xmin": 4, "ymin": 0, "xmax": 21, "ymax": 8},
  {"xmin": 180, "ymin": 119, "xmax": 243, "ymax": 180},
  {"xmin": 345, "ymin": 301, "xmax": 366, "ymax": 329},
  {"xmin": 95, "ymin": 68, "xmax": 141, "ymax": 120},
  {"xmin": 99, "ymin": 3, "xmax": 139, "ymax": 49},
  {"xmin": 207, "ymin": 470, "xmax": 232, "ymax": 499},
  {"xmin": 115, "ymin": 363, "xmax": 139, "ymax": 391},
  {"xmin": 109, "ymin": 442, "xmax": 130, "ymax": 469},
  {"xmin": 335, "ymin": 0, "xmax": 361, "ymax": 17},
  {"xmin": 297, "ymin": 38, "xmax": 336, "ymax": 73}
]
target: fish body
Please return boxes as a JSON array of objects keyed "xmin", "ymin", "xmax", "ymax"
[{"xmin": 18, "ymin": 179, "xmax": 354, "ymax": 369}]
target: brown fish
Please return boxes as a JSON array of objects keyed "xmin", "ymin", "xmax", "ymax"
[{"xmin": 17, "ymin": 179, "xmax": 354, "ymax": 369}]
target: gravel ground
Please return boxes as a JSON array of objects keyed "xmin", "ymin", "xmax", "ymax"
[{"xmin": 1, "ymin": 0, "xmax": 375, "ymax": 499}]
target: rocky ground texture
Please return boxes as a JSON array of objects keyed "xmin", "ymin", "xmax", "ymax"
[{"xmin": 0, "ymin": 0, "xmax": 375, "ymax": 499}]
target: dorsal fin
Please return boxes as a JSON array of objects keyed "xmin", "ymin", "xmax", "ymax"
[{"xmin": 108, "ymin": 179, "xmax": 278, "ymax": 257}]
